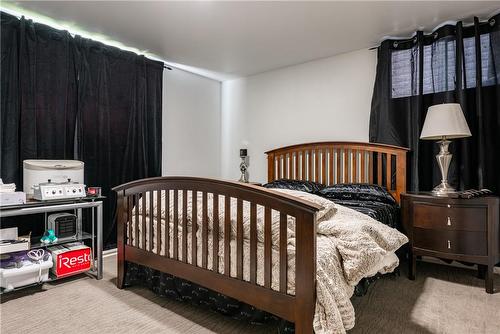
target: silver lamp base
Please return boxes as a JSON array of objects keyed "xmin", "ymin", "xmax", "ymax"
[{"xmin": 432, "ymin": 139, "xmax": 457, "ymax": 197}]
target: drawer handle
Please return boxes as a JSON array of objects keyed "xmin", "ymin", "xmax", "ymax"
[
  {"xmin": 447, "ymin": 217, "xmax": 452, "ymax": 226},
  {"xmin": 447, "ymin": 240, "xmax": 451, "ymax": 249}
]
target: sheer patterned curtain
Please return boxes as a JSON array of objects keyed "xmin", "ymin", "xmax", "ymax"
[{"xmin": 370, "ymin": 13, "xmax": 500, "ymax": 193}]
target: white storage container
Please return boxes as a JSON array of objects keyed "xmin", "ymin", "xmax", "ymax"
[
  {"xmin": 0, "ymin": 256, "xmax": 53, "ymax": 292},
  {"xmin": 23, "ymin": 160, "xmax": 84, "ymax": 195}
]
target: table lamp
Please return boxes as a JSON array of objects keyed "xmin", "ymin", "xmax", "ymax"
[{"xmin": 420, "ymin": 103, "xmax": 471, "ymax": 196}]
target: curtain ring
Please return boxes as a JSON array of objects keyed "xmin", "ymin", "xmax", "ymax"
[
  {"xmin": 393, "ymin": 41, "xmax": 399, "ymax": 48},
  {"xmin": 490, "ymin": 18, "xmax": 496, "ymax": 26},
  {"xmin": 413, "ymin": 36, "xmax": 417, "ymax": 44},
  {"xmin": 433, "ymin": 32, "xmax": 438, "ymax": 39}
]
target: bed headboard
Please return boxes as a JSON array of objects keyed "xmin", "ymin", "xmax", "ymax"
[{"xmin": 265, "ymin": 142, "xmax": 409, "ymax": 203}]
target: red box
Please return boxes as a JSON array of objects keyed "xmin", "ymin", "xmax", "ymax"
[{"xmin": 48, "ymin": 244, "xmax": 92, "ymax": 278}]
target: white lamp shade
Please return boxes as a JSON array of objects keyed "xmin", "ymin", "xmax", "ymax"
[{"xmin": 420, "ymin": 103, "xmax": 472, "ymax": 140}]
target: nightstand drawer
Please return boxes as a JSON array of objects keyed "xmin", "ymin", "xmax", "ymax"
[
  {"xmin": 413, "ymin": 228, "xmax": 487, "ymax": 256},
  {"xmin": 413, "ymin": 203, "xmax": 487, "ymax": 231}
]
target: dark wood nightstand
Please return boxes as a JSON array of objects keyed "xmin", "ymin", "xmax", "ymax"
[{"xmin": 401, "ymin": 192, "xmax": 499, "ymax": 293}]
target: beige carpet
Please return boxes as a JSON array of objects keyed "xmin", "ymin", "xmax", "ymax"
[{"xmin": 1, "ymin": 254, "xmax": 499, "ymax": 334}]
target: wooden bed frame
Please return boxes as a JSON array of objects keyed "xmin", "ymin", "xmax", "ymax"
[{"xmin": 113, "ymin": 142, "xmax": 408, "ymax": 333}]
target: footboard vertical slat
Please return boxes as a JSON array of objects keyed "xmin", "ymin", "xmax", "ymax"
[
  {"xmin": 264, "ymin": 207, "xmax": 272, "ymax": 288},
  {"xmin": 295, "ymin": 212, "xmax": 316, "ymax": 334},
  {"xmin": 249, "ymin": 203, "xmax": 257, "ymax": 284},
  {"xmin": 279, "ymin": 213, "xmax": 287, "ymax": 293},
  {"xmin": 182, "ymin": 189, "xmax": 188, "ymax": 263},
  {"xmin": 156, "ymin": 190, "xmax": 161, "ymax": 255},
  {"xmin": 173, "ymin": 190, "xmax": 179, "ymax": 260},
  {"xmin": 134, "ymin": 194, "xmax": 139, "ymax": 248},
  {"xmin": 165, "ymin": 190, "xmax": 170, "ymax": 258},
  {"xmin": 127, "ymin": 195, "xmax": 133, "ymax": 246},
  {"xmin": 202, "ymin": 192, "xmax": 208, "ymax": 269},
  {"xmin": 192, "ymin": 190, "xmax": 198, "ymax": 266},
  {"xmin": 213, "ymin": 194, "xmax": 220, "ymax": 272},
  {"xmin": 224, "ymin": 196, "xmax": 231, "ymax": 276},
  {"xmin": 236, "ymin": 198, "xmax": 244, "ymax": 280},
  {"xmin": 149, "ymin": 192, "xmax": 154, "ymax": 252},
  {"xmin": 141, "ymin": 192, "xmax": 146, "ymax": 250}
]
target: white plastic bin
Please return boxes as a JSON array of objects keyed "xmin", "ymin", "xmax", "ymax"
[{"xmin": 0, "ymin": 256, "xmax": 53, "ymax": 292}]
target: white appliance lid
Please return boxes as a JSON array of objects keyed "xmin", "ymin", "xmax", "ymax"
[{"xmin": 23, "ymin": 160, "xmax": 84, "ymax": 170}]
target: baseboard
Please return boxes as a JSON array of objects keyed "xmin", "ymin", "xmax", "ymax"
[{"xmin": 103, "ymin": 248, "xmax": 117, "ymax": 257}]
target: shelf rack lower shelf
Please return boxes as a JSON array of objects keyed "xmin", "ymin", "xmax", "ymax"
[{"xmin": 30, "ymin": 232, "xmax": 93, "ymax": 249}]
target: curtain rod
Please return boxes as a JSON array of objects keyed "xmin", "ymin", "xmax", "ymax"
[
  {"xmin": 369, "ymin": 15, "xmax": 496, "ymax": 51},
  {"xmin": 164, "ymin": 65, "xmax": 173, "ymax": 70}
]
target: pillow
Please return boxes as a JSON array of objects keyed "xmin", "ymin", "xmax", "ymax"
[
  {"xmin": 270, "ymin": 188, "xmax": 337, "ymax": 223},
  {"xmin": 264, "ymin": 179, "xmax": 326, "ymax": 193},
  {"xmin": 318, "ymin": 183, "xmax": 396, "ymax": 205}
]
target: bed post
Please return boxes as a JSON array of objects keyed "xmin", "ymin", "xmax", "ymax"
[
  {"xmin": 267, "ymin": 152, "xmax": 275, "ymax": 182},
  {"xmin": 294, "ymin": 211, "xmax": 316, "ymax": 334},
  {"xmin": 116, "ymin": 190, "xmax": 126, "ymax": 289}
]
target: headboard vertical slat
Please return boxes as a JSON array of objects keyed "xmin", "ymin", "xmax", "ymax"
[
  {"xmin": 321, "ymin": 150, "xmax": 326, "ymax": 185},
  {"xmin": 343, "ymin": 149, "xmax": 349, "ymax": 183},
  {"xmin": 352, "ymin": 150, "xmax": 358, "ymax": 183},
  {"xmin": 314, "ymin": 150, "xmax": 319, "ymax": 183},
  {"xmin": 368, "ymin": 152, "xmax": 374, "ymax": 184},
  {"xmin": 294, "ymin": 152, "xmax": 299, "ymax": 180},
  {"xmin": 329, "ymin": 148, "xmax": 334, "ymax": 186},
  {"xmin": 360, "ymin": 151, "xmax": 366, "ymax": 183},
  {"xmin": 266, "ymin": 142, "xmax": 409, "ymax": 204},
  {"xmin": 386, "ymin": 153, "xmax": 392, "ymax": 191},
  {"xmin": 377, "ymin": 153, "xmax": 383, "ymax": 186},
  {"xmin": 336, "ymin": 149, "xmax": 341, "ymax": 184}
]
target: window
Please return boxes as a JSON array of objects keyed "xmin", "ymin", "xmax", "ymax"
[{"xmin": 391, "ymin": 33, "xmax": 497, "ymax": 98}]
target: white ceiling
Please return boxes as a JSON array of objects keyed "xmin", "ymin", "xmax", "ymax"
[{"xmin": 5, "ymin": 1, "xmax": 500, "ymax": 80}]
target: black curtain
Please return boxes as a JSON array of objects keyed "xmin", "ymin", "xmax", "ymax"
[
  {"xmin": 370, "ymin": 13, "xmax": 500, "ymax": 194},
  {"xmin": 1, "ymin": 12, "xmax": 163, "ymax": 247}
]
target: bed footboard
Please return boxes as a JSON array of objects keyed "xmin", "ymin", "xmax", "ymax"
[{"xmin": 113, "ymin": 177, "xmax": 321, "ymax": 333}]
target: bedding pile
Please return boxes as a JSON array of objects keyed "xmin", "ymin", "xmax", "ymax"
[{"xmin": 128, "ymin": 188, "xmax": 408, "ymax": 333}]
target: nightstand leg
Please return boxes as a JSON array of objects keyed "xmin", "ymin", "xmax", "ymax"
[
  {"xmin": 485, "ymin": 265, "xmax": 494, "ymax": 294},
  {"xmin": 409, "ymin": 252, "xmax": 416, "ymax": 280}
]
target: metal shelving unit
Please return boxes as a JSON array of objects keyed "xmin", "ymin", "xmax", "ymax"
[{"xmin": 0, "ymin": 198, "xmax": 103, "ymax": 294}]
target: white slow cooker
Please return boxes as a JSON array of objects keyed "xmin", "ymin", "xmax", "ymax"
[{"xmin": 23, "ymin": 160, "xmax": 84, "ymax": 195}]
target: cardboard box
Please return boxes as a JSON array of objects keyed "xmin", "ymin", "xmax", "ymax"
[{"xmin": 48, "ymin": 243, "xmax": 92, "ymax": 278}]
